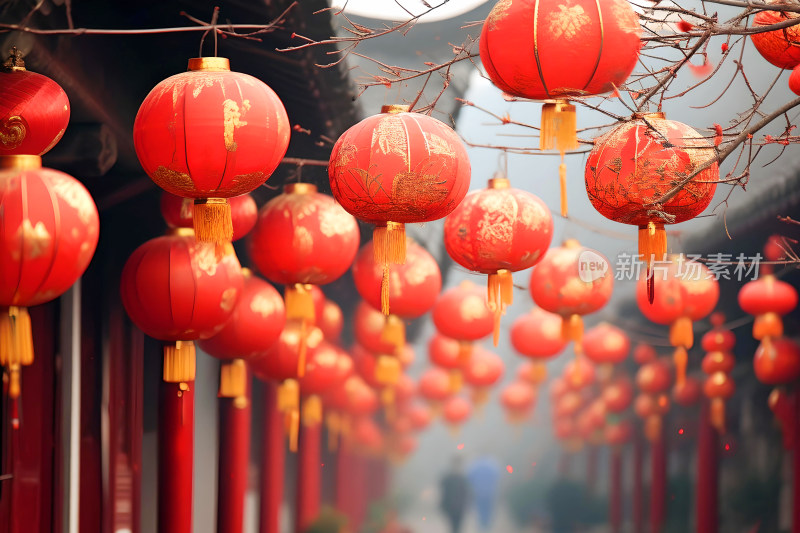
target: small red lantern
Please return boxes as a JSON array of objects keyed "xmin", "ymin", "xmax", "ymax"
[
  {"xmin": 160, "ymin": 192, "xmax": 258, "ymax": 241},
  {"xmin": 432, "ymin": 281, "xmax": 494, "ymax": 361},
  {"xmin": 429, "ymin": 333, "xmax": 467, "ymax": 393},
  {"xmin": 586, "ymin": 114, "xmax": 718, "ymax": 300},
  {"xmin": 634, "ymin": 392, "xmax": 669, "ymax": 441},
  {"xmin": 633, "ymin": 344, "xmax": 658, "ymax": 365},
  {"xmin": 444, "ymin": 176, "xmax": 553, "ymax": 342},
  {"xmin": 406, "ymin": 403, "xmax": 433, "ymax": 432},
  {"xmin": 602, "ymin": 376, "xmax": 634, "ymax": 413},
  {"xmin": 636, "ymin": 360, "xmax": 673, "ymax": 395},
  {"xmin": 529, "ymin": 240, "xmax": 613, "ymax": 343},
  {"xmin": 753, "ymin": 337, "xmax": 800, "ymax": 385},
  {"xmin": 352, "ymin": 237, "xmax": 441, "ymax": 349},
  {"xmin": 121, "ymin": 232, "xmax": 243, "ymax": 386},
  {"xmin": 134, "ymin": 57, "xmax": 290, "ymax": 243},
  {"xmin": 516, "ymin": 361, "xmax": 548, "ymax": 387},
  {"xmin": 319, "ymin": 299, "xmax": 344, "ymax": 343},
  {"xmin": 419, "ymin": 367, "xmax": 453, "ymax": 408},
  {"xmin": 442, "ymin": 396, "xmax": 472, "ymax": 432},
  {"xmin": 479, "ymin": 0, "xmax": 641, "ymax": 215},
  {"xmin": 500, "ymin": 381, "xmax": 536, "ymax": 424},
  {"xmin": 605, "ymin": 421, "xmax": 633, "ymax": 447},
  {"xmin": 463, "ymin": 347, "xmax": 504, "ymax": 407},
  {"xmin": 549, "ymin": 376, "xmax": 569, "ymax": 402},
  {"xmin": 672, "ymin": 376, "xmax": 702, "ymax": 407},
  {"xmin": 563, "ymin": 357, "xmax": 596, "ymax": 390},
  {"xmin": 0, "ymin": 155, "xmax": 99, "ymax": 397},
  {"xmin": 352, "ymin": 417, "xmax": 384, "ymax": 455},
  {"xmin": 555, "ymin": 391, "xmax": 584, "ymax": 418},
  {"xmin": 703, "ymin": 372, "xmax": 735, "ymax": 433},
  {"xmin": 329, "ymin": 104, "xmax": 470, "ymax": 313},
  {"xmin": 353, "ymin": 302, "xmax": 405, "ymax": 386},
  {"xmin": 511, "ymin": 306, "xmax": 567, "ymax": 361},
  {"xmin": 583, "ymin": 322, "xmax": 630, "ymax": 381},
  {"xmin": 739, "ymin": 274, "xmax": 798, "ymax": 343},
  {"xmin": 751, "ymin": 9, "xmax": 800, "ymax": 69},
  {"xmin": 1, "ymin": 50, "xmax": 70, "ymax": 156},
  {"xmin": 701, "ymin": 351, "xmax": 735, "ymax": 374},
  {"xmin": 325, "ymin": 375, "xmax": 379, "ymax": 419}
]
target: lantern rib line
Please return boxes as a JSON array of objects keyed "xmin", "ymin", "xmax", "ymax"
[
  {"xmin": 32, "ymin": 175, "xmax": 64, "ymax": 300},
  {"xmin": 532, "ymin": 0, "xmax": 551, "ymax": 99},
  {"xmin": 581, "ymin": 0, "xmax": 605, "ymax": 93},
  {"xmin": 182, "ymin": 87, "xmax": 194, "ymax": 190},
  {"xmin": 12, "ymin": 175, "xmax": 27, "ymax": 302},
  {"xmin": 479, "ymin": 32, "xmax": 518, "ymax": 98}
]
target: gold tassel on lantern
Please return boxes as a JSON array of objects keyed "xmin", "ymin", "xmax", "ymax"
[
  {"xmin": 301, "ymin": 395, "xmax": 323, "ymax": 427},
  {"xmin": 278, "ymin": 379, "xmax": 300, "ymax": 452},
  {"xmin": 381, "ymin": 314, "xmax": 406, "ymax": 351},
  {"xmin": 218, "ymin": 359, "xmax": 248, "ymax": 408},
  {"xmin": 326, "ymin": 411, "xmax": 341, "ymax": 451},
  {"xmin": 639, "ymin": 222, "xmax": 667, "ymax": 304},
  {"xmin": 373, "ymin": 222, "xmax": 406, "ymax": 315},
  {"xmin": 644, "ymin": 414, "xmax": 662, "ymax": 442},
  {"xmin": 670, "ymin": 316, "xmax": 693, "ymax": 386},
  {"xmin": 0, "ymin": 306, "xmax": 34, "ymax": 399},
  {"xmin": 448, "ymin": 370, "xmax": 463, "ymax": 394},
  {"xmin": 754, "ymin": 312, "xmax": 783, "ymax": 340},
  {"xmin": 193, "ymin": 197, "xmax": 233, "ymax": 244},
  {"xmin": 375, "ymin": 355, "xmax": 401, "ymax": 386},
  {"xmin": 285, "ymin": 285, "xmax": 316, "ymax": 378},
  {"xmin": 457, "ymin": 341, "xmax": 473, "ymax": 364},
  {"xmin": 487, "ymin": 269, "xmax": 513, "ymax": 347},
  {"xmin": 540, "ymin": 100, "xmax": 577, "ymax": 216},
  {"xmin": 710, "ymin": 397, "xmax": 726, "ymax": 433},
  {"xmin": 561, "ymin": 314, "xmax": 583, "ymax": 343},
  {"xmin": 163, "ymin": 340, "xmax": 196, "ymax": 384},
  {"xmin": 528, "ymin": 362, "xmax": 547, "ymax": 386}
]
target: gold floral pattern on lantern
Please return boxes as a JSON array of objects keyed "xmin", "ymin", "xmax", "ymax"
[{"xmin": 549, "ymin": 3, "xmax": 591, "ymax": 39}]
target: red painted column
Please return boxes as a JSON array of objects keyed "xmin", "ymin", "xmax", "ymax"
[
  {"xmin": 793, "ymin": 388, "xmax": 800, "ymax": 533},
  {"xmin": 650, "ymin": 430, "xmax": 667, "ymax": 533},
  {"xmin": 217, "ymin": 380, "xmax": 252, "ymax": 533},
  {"xmin": 633, "ymin": 432, "xmax": 644, "ymax": 533},
  {"xmin": 610, "ymin": 448, "xmax": 622, "ymax": 533},
  {"xmin": 158, "ymin": 381, "xmax": 194, "ymax": 533},
  {"xmin": 697, "ymin": 399, "xmax": 718, "ymax": 533},
  {"xmin": 260, "ymin": 382, "xmax": 285, "ymax": 533},
  {"xmin": 296, "ymin": 419, "xmax": 322, "ymax": 533}
]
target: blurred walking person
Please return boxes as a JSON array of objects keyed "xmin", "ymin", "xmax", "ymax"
[
  {"xmin": 467, "ymin": 456, "xmax": 501, "ymax": 531},
  {"xmin": 440, "ymin": 456, "xmax": 470, "ymax": 533}
]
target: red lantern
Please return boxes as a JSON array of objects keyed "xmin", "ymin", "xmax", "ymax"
[
  {"xmin": 636, "ymin": 257, "xmax": 719, "ymax": 385},
  {"xmin": 444, "ymin": 176, "xmax": 553, "ymax": 342},
  {"xmin": 751, "ymin": 9, "xmax": 800, "ymax": 69},
  {"xmin": 134, "ymin": 57, "xmax": 290, "ymax": 243},
  {"xmin": 549, "ymin": 376, "xmax": 569, "ymax": 402},
  {"xmin": 406, "ymin": 403, "xmax": 433, "ymax": 431},
  {"xmin": 198, "ymin": 271, "xmax": 285, "ymax": 361},
  {"xmin": 555, "ymin": 390, "xmax": 584, "ymax": 418},
  {"xmin": 325, "ymin": 375, "xmax": 379, "ymax": 418},
  {"xmin": 160, "ymin": 192, "xmax": 258, "ymax": 241},
  {"xmin": 703, "ymin": 372, "xmax": 735, "ymax": 433},
  {"xmin": 739, "ymin": 274, "xmax": 798, "ymax": 342},
  {"xmin": 121, "ymin": 232, "xmax": 242, "ymax": 385},
  {"xmin": 633, "ymin": 343, "xmax": 657, "ymax": 365},
  {"xmin": 500, "ymin": 381, "xmax": 536, "ymax": 424},
  {"xmin": 554, "ymin": 418, "xmax": 577, "ymax": 441},
  {"xmin": 300, "ymin": 341, "xmax": 342, "ymax": 396},
  {"xmin": 636, "ymin": 360, "xmax": 672, "ymax": 395},
  {"xmin": 432, "ymin": 281, "xmax": 494, "ymax": 361},
  {"xmin": 753, "ymin": 337, "xmax": 800, "ymax": 385},
  {"xmin": 354, "ymin": 301, "xmax": 403, "ymax": 357},
  {"xmin": 328, "ymin": 104, "xmax": 470, "ymax": 313},
  {"xmin": 672, "ymin": 376, "xmax": 702, "ymax": 407},
  {"xmin": 442, "ymin": 396, "xmax": 472, "ymax": 431},
  {"xmin": 586, "ymin": 114, "xmax": 718, "ymax": 299},
  {"xmin": 584, "ymin": 323, "xmax": 630, "ymax": 366},
  {"xmin": 511, "ymin": 307, "xmax": 568, "ymax": 369},
  {"xmin": 0, "ymin": 51, "xmax": 70, "ymax": 156},
  {"xmin": 517, "ymin": 361, "xmax": 548, "ymax": 387},
  {"xmin": 605, "ymin": 421, "xmax": 633, "ymax": 447},
  {"xmin": 419, "ymin": 367, "xmax": 452, "ymax": 406},
  {"xmin": 429, "ymin": 333, "xmax": 467, "ymax": 393},
  {"xmin": 563, "ymin": 357, "xmax": 596, "ymax": 390},
  {"xmin": 319, "ymin": 299, "xmax": 344, "ymax": 343},
  {"xmin": 352, "ymin": 417, "xmax": 384, "ymax": 455},
  {"xmin": 634, "ymin": 392, "xmax": 669, "ymax": 441},
  {"xmin": 353, "ymin": 238, "xmax": 441, "ymax": 350},
  {"xmin": 479, "ymin": 0, "xmax": 641, "ymax": 215},
  {"xmin": 394, "ymin": 374, "xmax": 416, "ymax": 407},
  {"xmin": 463, "ymin": 347, "xmax": 504, "ymax": 407},
  {"xmin": 0, "ymin": 155, "xmax": 99, "ymax": 397},
  {"xmin": 602, "ymin": 376, "xmax": 634, "ymax": 413},
  {"xmin": 529, "ymin": 240, "xmax": 613, "ymax": 343},
  {"xmin": 701, "ymin": 351, "xmax": 735, "ymax": 375}
]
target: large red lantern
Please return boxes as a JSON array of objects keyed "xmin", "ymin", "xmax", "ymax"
[
  {"xmin": 444, "ymin": 176, "xmax": 553, "ymax": 342},
  {"xmin": 353, "ymin": 238, "xmax": 441, "ymax": 349},
  {"xmin": 121, "ymin": 232, "xmax": 243, "ymax": 385},
  {"xmin": 586, "ymin": 113, "xmax": 718, "ymax": 298},
  {"xmin": 1, "ymin": 50, "xmax": 70, "ymax": 156},
  {"xmin": 249, "ymin": 183, "xmax": 359, "ymax": 374},
  {"xmin": 432, "ymin": 281, "xmax": 494, "ymax": 361},
  {"xmin": 0, "ymin": 155, "xmax": 99, "ymax": 397},
  {"xmin": 463, "ymin": 347, "xmax": 504, "ymax": 407},
  {"xmin": 500, "ymin": 381, "xmax": 536, "ymax": 424},
  {"xmin": 739, "ymin": 274, "xmax": 798, "ymax": 345},
  {"xmin": 753, "ymin": 337, "xmax": 800, "ymax": 386},
  {"xmin": 750, "ymin": 9, "xmax": 800, "ymax": 69},
  {"xmin": 329, "ymin": 104, "xmax": 470, "ymax": 313},
  {"xmin": 529, "ymin": 240, "xmax": 613, "ymax": 343},
  {"xmin": 134, "ymin": 57, "xmax": 290, "ymax": 243},
  {"xmin": 479, "ymin": 0, "xmax": 641, "ymax": 214},
  {"xmin": 198, "ymin": 270, "xmax": 285, "ymax": 402},
  {"xmin": 636, "ymin": 257, "xmax": 719, "ymax": 385},
  {"xmin": 160, "ymin": 192, "xmax": 258, "ymax": 241}
]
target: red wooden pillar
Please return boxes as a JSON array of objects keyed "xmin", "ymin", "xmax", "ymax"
[
  {"xmin": 696, "ymin": 399, "xmax": 718, "ymax": 533},
  {"xmin": 793, "ymin": 388, "xmax": 800, "ymax": 533},
  {"xmin": 296, "ymin": 417, "xmax": 322, "ymax": 533},
  {"xmin": 158, "ymin": 381, "xmax": 194, "ymax": 533},
  {"xmin": 260, "ymin": 382, "xmax": 285, "ymax": 533},
  {"xmin": 610, "ymin": 448, "xmax": 622, "ymax": 533},
  {"xmin": 633, "ymin": 431, "xmax": 644, "ymax": 533},
  {"xmin": 650, "ymin": 430, "xmax": 667, "ymax": 533},
  {"xmin": 217, "ymin": 376, "xmax": 252, "ymax": 533}
]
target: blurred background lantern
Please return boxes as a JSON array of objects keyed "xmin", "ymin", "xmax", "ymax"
[
  {"xmin": 444, "ymin": 175, "xmax": 553, "ymax": 342},
  {"xmin": 432, "ymin": 280, "xmax": 494, "ymax": 361},
  {"xmin": 583, "ymin": 322, "xmax": 631, "ymax": 382},
  {"xmin": 329, "ymin": 104, "xmax": 470, "ymax": 314},
  {"xmin": 462, "ymin": 347, "xmax": 504, "ymax": 408},
  {"xmin": 510, "ymin": 306, "xmax": 567, "ymax": 386},
  {"xmin": 442, "ymin": 395, "xmax": 472, "ymax": 433},
  {"xmin": 133, "ymin": 57, "xmax": 290, "ymax": 243},
  {"xmin": 500, "ymin": 381, "xmax": 536, "ymax": 425}
]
